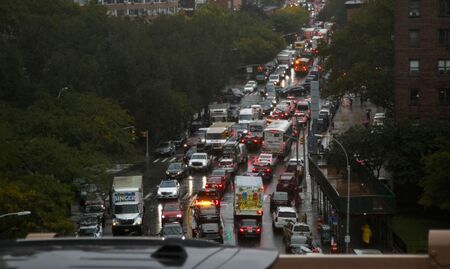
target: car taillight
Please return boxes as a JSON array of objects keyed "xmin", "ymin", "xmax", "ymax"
[
  {"xmin": 161, "ymin": 215, "xmax": 165, "ymax": 219},
  {"xmin": 252, "ymin": 168, "xmax": 258, "ymax": 173},
  {"xmin": 253, "ymin": 139, "xmax": 258, "ymax": 143},
  {"xmin": 265, "ymin": 168, "xmax": 271, "ymax": 173},
  {"xmin": 176, "ymin": 214, "xmax": 182, "ymax": 218},
  {"xmin": 239, "ymin": 228, "xmax": 245, "ymax": 233},
  {"xmin": 206, "ymin": 184, "xmax": 211, "ymax": 188},
  {"xmin": 257, "ymin": 210, "xmax": 263, "ymax": 215},
  {"xmin": 256, "ymin": 228, "xmax": 261, "ymax": 233},
  {"xmin": 218, "ymin": 184, "xmax": 223, "ymax": 188},
  {"xmin": 240, "ymin": 139, "xmax": 245, "ymax": 143},
  {"xmin": 214, "ymin": 200, "xmax": 219, "ymax": 206}
]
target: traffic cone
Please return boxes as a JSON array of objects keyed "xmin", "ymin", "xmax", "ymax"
[{"xmin": 331, "ymin": 237, "xmax": 338, "ymax": 253}]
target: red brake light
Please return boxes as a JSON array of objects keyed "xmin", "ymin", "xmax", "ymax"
[
  {"xmin": 265, "ymin": 168, "xmax": 271, "ymax": 173},
  {"xmin": 218, "ymin": 184, "xmax": 223, "ymax": 188},
  {"xmin": 253, "ymin": 139, "xmax": 258, "ymax": 143},
  {"xmin": 252, "ymin": 168, "xmax": 258, "ymax": 173},
  {"xmin": 214, "ymin": 200, "xmax": 219, "ymax": 206},
  {"xmin": 176, "ymin": 214, "xmax": 182, "ymax": 218},
  {"xmin": 161, "ymin": 215, "xmax": 165, "ymax": 218},
  {"xmin": 239, "ymin": 228, "xmax": 245, "ymax": 232},
  {"xmin": 257, "ymin": 210, "xmax": 263, "ymax": 215},
  {"xmin": 256, "ymin": 228, "xmax": 261, "ymax": 233}
]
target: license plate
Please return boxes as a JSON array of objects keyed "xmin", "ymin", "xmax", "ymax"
[
  {"xmin": 247, "ymin": 229, "xmax": 253, "ymax": 233},
  {"xmin": 124, "ymin": 229, "xmax": 129, "ymax": 232}
]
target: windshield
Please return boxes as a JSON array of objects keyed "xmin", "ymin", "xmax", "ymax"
[
  {"xmin": 273, "ymin": 192, "xmax": 288, "ymax": 200},
  {"xmin": 164, "ymin": 203, "xmax": 179, "ymax": 211},
  {"xmin": 206, "ymin": 133, "xmax": 224, "ymax": 139},
  {"xmin": 162, "ymin": 225, "xmax": 183, "ymax": 235},
  {"xmin": 84, "ymin": 205, "xmax": 104, "ymax": 213},
  {"xmin": 269, "ymin": 75, "xmax": 279, "ymax": 80},
  {"xmin": 297, "ymin": 104, "xmax": 309, "ymax": 111},
  {"xmin": 239, "ymin": 114, "xmax": 253, "ymax": 120},
  {"xmin": 168, "ymin": 163, "xmax": 182, "ymax": 169},
  {"xmin": 294, "ymin": 225, "xmax": 310, "ymax": 232},
  {"xmin": 241, "ymin": 219, "xmax": 258, "ymax": 226},
  {"xmin": 249, "ymin": 125, "xmax": 263, "ymax": 132},
  {"xmin": 115, "ymin": 204, "xmax": 138, "ymax": 214},
  {"xmin": 211, "ymin": 170, "xmax": 225, "ymax": 176},
  {"xmin": 192, "ymin": 154, "xmax": 206, "ymax": 159},
  {"xmin": 279, "ymin": 211, "xmax": 297, "ymax": 218},
  {"xmin": 220, "ymin": 161, "xmax": 233, "ymax": 166},
  {"xmin": 199, "ymin": 206, "xmax": 217, "ymax": 215},
  {"xmin": 79, "ymin": 227, "xmax": 97, "ymax": 235},
  {"xmin": 160, "ymin": 180, "xmax": 176, "ymax": 187},
  {"xmin": 158, "ymin": 142, "xmax": 170, "ymax": 147},
  {"xmin": 291, "ymin": 236, "xmax": 308, "ymax": 245}
]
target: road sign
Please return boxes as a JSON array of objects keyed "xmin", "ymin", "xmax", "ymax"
[{"xmin": 345, "ymin": 235, "xmax": 351, "ymax": 243}]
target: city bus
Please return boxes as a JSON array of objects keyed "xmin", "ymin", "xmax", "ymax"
[{"xmin": 262, "ymin": 120, "xmax": 293, "ymax": 157}]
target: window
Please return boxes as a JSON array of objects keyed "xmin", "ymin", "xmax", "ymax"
[
  {"xmin": 410, "ymin": 89, "xmax": 419, "ymax": 105},
  {"xmin": 128, "ymin": 9, "xmax": 139, "ymax": 16},
  {"xmin": 438, "ymin": 89, "xmax": 450, "ymax": 105},
  {"xmin": 408, "ymin": 30, "xmax": 420, "ymax": 47},
  {"xmin": 438, "ymin": 29, "xmax": 450, "ymax": 46},
  {"xmin": 408, "ymin": 0, "xmax": 420, "ymax": 17},
  {"xmin": 439, "ymin": 0, "xmax": 450, "ymax": 16},
  {"xmin": 409, "ymin": 60, "xmax": 420, "ymax": 75},
  {"xmin": 438, "ymin": 59, "xmax": 450, "ymax": 75}
]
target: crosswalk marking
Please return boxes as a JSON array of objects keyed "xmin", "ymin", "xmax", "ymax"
[
  {"xmin": 169, "ymin": 157, "xmax": 177, "ymax": 162},
  {"xmin": 153, "ymin": 156, "xmax": 183, "ymax": 164},
  {"xmin": 161, "ymin": 157, "xmax": 168, "ymax": 162},
  {"xmin": 153, "ymin": 158, "xmax": 160, "ymax": 163}
]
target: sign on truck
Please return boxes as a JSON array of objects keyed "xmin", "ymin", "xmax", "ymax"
[{"xmin": 234, "ymin": 175, "xmax": 264, "ymax": 221}]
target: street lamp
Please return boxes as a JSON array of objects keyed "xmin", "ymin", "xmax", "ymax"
[
  {"xmin": 315, "ymin": 134, "xmax": 351, "ymax": 254},
  {"xmin": 0, "ymin": 211, "xmax": 31, "ymax": 219}
]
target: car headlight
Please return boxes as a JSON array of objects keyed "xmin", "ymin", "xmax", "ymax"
[
  {"xmin": 157, "ymin": 190, "xmax": 162, "ymax": 195},
  {"xmin": 181, "ymin": 235, "xmax": 186, "ymax": 240},
  {"xmin": 176, "ymin": 171, "xmax": 182, "ymax": 175},
  {"xmin": 165, "ymin": 171, "xmax": 170, "ymax": 175},
  {"xmin": 112, "ymin": 218, "xmax": 119, "ymax": 226},
  {"xmin": 133, "ymin": 217, "xmax": 142, "ymax": 225}
]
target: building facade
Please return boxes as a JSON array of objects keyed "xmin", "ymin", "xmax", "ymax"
[
  {"xmin": 394, "ymin": 0, "xmax": 450, "ymax": 121},
  {"xmin": 76, "ymin": 0, "xmax": 179, "ymax": 17}
]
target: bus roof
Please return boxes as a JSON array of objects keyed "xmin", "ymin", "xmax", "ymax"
[{"xmin": 264, "ymin": 120, "xmax": 292, "ymax": 132}]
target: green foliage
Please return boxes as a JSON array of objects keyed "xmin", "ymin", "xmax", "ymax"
[
  {"xmin": 270, "ymin": 6, "xmax": 309, "ymax": 34},
  {"xmin": 420, "ymin": 151, "xmax": 450, "ymax": 211},
  {"xmin": 321, "ymin": 0, "xmax": 394, "ymax": 110},
  {"xmin": 316, "ymin": 0, "xmax": 347, "ymax": 27}
]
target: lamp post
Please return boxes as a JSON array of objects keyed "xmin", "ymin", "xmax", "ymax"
[
  {"xmin": 315, "ymin": 134, "xmax": 351, "ymax": 254},
  {"xmin": 0, "ymin": 211, "xmax": 31, "ymax": 219}
]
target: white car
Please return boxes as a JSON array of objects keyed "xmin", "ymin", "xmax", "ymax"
[
  {"xmin": 373, "ymin": 112, "xmax": 386, "ymax": 126},
  {"xmin": 268, "ymin": 74, "xmax": 281, "ymax": 85},
  {"xmin": 188, "ymin": 153, "xmax": 212, "ymax": 171},
  {"xmin": 272, "ymin": 206, "xmax": 298, "ymax": 229},
  {"xmin": 157, "ymin": 179, "xmax": 180, "ymax": 199},
  {"xmin": 247, "ymin": 80, "xmax": 258, "ymax": 90}
]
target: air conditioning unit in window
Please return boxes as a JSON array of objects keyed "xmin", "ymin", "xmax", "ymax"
[{"xmin": 409, "ymin": 11, "xmax": 420, "ymax": 17}]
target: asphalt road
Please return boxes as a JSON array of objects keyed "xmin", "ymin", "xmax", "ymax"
[{"xmin": 90, "ymin": 65, "xmax": 321, "ymax": 255}]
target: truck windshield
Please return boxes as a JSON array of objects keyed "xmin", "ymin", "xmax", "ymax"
[
  {"xmin": 115, "ymin": 204, "xmax": 139, "ymax": 214},
  {"xmin": 206, "ymin": 133, "xmax": 223, "ymax": 140},
  {"xmin": 239, "ymin": 115, "xmax": 253, "ymax": 121}
]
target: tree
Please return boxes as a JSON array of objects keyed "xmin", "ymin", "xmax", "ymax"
[
  {"xmin": 320, "ymin": 0, "xmax": 394, "ymax": 110},
  {"xmin": 270, "ymin": 6, "xmax": 309, "ymax": 35},
  {"xmin": 420, "ymin": 151, "xmax": 450, "ymax": 211}
]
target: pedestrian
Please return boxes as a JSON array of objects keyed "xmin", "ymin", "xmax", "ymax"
[
  {"xmin": 360, "ymin": 95, "xmax": 364, "ymax": 106},
  {"xmin": 366, "ymin": 109, "xmax": 371, "ymax": 121},
  {"xmin": 301, "ymin": 213, "xmax": 307, "ymax": 224},
  {"xmin": 361, "ymin": 223, "xmax": 372, "ymax": 247},
  {"xmin": 349, "ymin": 97, "xmax": 353, "ymax": 107}
]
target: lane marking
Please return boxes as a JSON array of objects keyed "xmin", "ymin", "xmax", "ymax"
[
  {"xmin": 161, "ymin": 157, "xmax": 168, "ymax": 162},
  {"xmin": 169, "ymin": 157, "xmax": 176, "ymax": 162},
  {"xmin": 153, "ymin": 158, "xmax": 160, "ymax": 163},
  {"xmin": 144, "ymin": 192, "xmax": 153, "ymax": 200}
]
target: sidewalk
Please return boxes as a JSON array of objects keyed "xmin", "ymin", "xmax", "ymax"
[{"xmin": 331, "ymin": 96, "xmax": 381, "ymax": 135}]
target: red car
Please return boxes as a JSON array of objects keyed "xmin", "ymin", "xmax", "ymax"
[
  {"xmin": 210, "ymin": 169, "xmax": 231, "ymax": 186},
  {"xmin": 276, "ymin": 172, "xmax": 298, "ymax": 198},
  {"xmin": 161, "ymin": 201, "xmax": 183, "ymax": 224},
  {"xmin": 252, "ymin": 162, "xmax": 273, "ymax": 180},
  {"xmin": 205, "ymin": 176, "xmax": 226, "ymax": 195},
  {"xmin": 237, "ymin": 218, "xmax": 262, "ymax": 239}
]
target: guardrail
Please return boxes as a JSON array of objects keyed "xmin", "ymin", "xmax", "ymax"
[{"xmin": 272, "ymin": 230, "xmax": 450, "ymax": 269}]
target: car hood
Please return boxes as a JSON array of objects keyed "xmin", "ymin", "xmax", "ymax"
[
  {"xmin": 114, "ymin": 213, "xmax": 139, "ymax": 220},
  {"xmin": 159, "ymin": 187, "xmax": 177, "ymax": 193},
  {"xmin": 167, "ymin": 169, "xmax": 182, "ymax": 173}
]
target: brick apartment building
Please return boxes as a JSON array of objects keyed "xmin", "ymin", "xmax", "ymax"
[
  {"xmin": 74, "ymin": 0, "xmax": 179, "ymax": 17},
  {"xmin": 394, "ymin": 0, "xmax": 450, "ymax": 121}
]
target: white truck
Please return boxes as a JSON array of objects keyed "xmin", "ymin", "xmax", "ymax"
[
  {"xmin": 208, "ymin": 103, "xmax": 230, "ymax": 123},
  {"xmin": 234, "ymin": 175, "xmax": 264, "ymax": 221},
  {"xmin": 111, "ymin": 175, "xmax": 144, "ymax": 236},
  {"xmin": 205, "ymin": 122, "xmax": 234, "ymax": 151},
  {"xmin": 239, "ymin": 108, "xmax": 258, "ymax": 124},
  {"xmin": 188, "ymin": 152, "xmax": 213, "ymax": 172}
]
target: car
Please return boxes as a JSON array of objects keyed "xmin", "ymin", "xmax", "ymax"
[
  {"xmin": 156, "ymin": 179, "xmax": 180, "ymax": 199},
  {"xmin": 160, "ymin": 222, "xmax": 185, "ymax": 240},
  {"xmin": 246, "ymin": 80, "xmax": 258, "ymax": 90},
  {"xmin": 259, "ymin": 100, "xmax": 274, "ymax": 115},
  {"xmin": 77, "ymin": 222, "xmax": 103, "ymax": 238},
  {"xmin": 205, "ymin": 176, "xmax": 226, "ymax": 195},
  {"xmin": 222, "ymin": 88, "xmax": 243, "ymax": 103},
  {"xmin": 78, "ymin": 183, "xmax": 98, "ymax": 206},
  {"xmin": 270, "ymin": 191, "xmax": 292, "ymax": 212},
  {"xmin": 228, "ymin": 105, "xmax": 240, "ymax": 121},
  {"xmin": 286, "ymin": 158, "xmax": 305, "ymax": 181},
  {"xmin": 285, "ymin": 234, "xmax": 311, "ymax": 254},
  {"xmin": 251, "ymin": 162, "xmax": 273, "ymax": 181},
  {"xmin": 197, "ymin": 222, "xmax": 224, "ymax": 244},
  {"xmin": 83, "ymin": 204, "xmax": 106, "ymax": 227},
  {"xmin": 283, "ymin": 222, "xmax": 312, "ymax": 243},
  {"xmin": 237, "ymin": 218, "xmax": 262, "ymax": 239},
  {"xmin": 278, "ymin": 64, "xmax": 290, "ymax": 75},
  {"xmin": 183, "ymin": 145, "xmax": 197, "ymax": 163},
  {"xmin": 83, "ymin": 192, "xmax": 105, "ymax": 207},
  {"xmin": 194, "ymin": 204, "xmax": 220, "ymax": 224},
  {"xmin": 268, "ymin": 74, "xmax": 281, "ymax": 85},
  {"xmin": 272, "ymin": 206, "xmax": 298, "ymax": 229},
  {"xmin": 188, "ymin": 152, "xmax": 212, "ymax": 172},
  {"xmin": 154, "ymin": 141, "xmax": 176, "ymax": 157},
  {"xmin": 161, "ymin": 201, "xmax": 183, "ymax": 224},
  {"xmin": 78, "ymin": 214, "xmax": 102, "ymax": 227},
  {"xmin": 210, "ymin": 168, "xmax": 231, "ymax": 185},
  {"xmin": 275, "ymin": 67, "xmax": 287, "ymax": 78},
  {"xmin": 373, "ymin": 112, "xmax": 386, "ymax": 126},
  {"xmin": 217, "ymin": 157, "xmax": 238, "ymax": 174},
  {"xmin": 165, "ymin": 162, "xmax": 189, "ymax": 180},
  {"xmin": 276, "ymin": 172, "xmax": 299, "ymax": 198},
  {"xmin": 171, "ymin": 132, "xmax": 187, "ymax": 149},
  {"xmin": 195, "ymin": 188, "xmax": 220, "ymax": 208}
]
